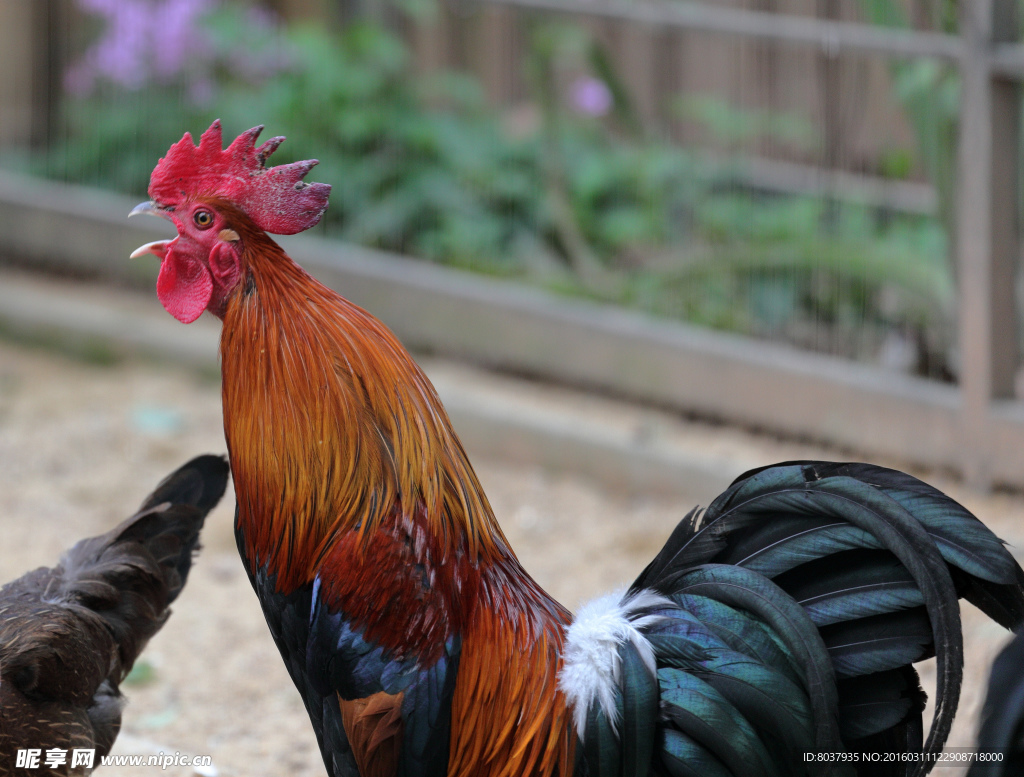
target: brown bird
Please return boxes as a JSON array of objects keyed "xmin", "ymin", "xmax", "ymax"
[{"xmin": 0, "ymin": 455, "xmax": 228, "ymax": 776}]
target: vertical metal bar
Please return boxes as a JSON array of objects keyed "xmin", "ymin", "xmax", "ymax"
[{"xmin": 957, "ymin": 0, "xmax": 1020, "ymax": 489}]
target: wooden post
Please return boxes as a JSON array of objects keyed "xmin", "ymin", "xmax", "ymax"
[
  {"xmin": 478, "ymin": 3, "xmax": 517, "ymax": 105},
  {"xmin": 409, "ymin": 1, "xmax": 448, "ymax": 76},
  {"xmin": 616, "ymin": 20, "xmax": 657, "ymax": 125},
  {"xmin": 0, "ymin": 0, "xmax": 69, "ymax": 151},
  {"xmin": 0, "ymin": 0, "xmax": 35, "ymax": 149},
  {"xmin": 957, "ymin": 0, "xmax": 1020, "ymax": 489}
]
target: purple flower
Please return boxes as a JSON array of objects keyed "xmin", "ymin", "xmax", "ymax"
[
  {"xmin": 67, "ymin": 0, "xmax": 217, "ymax": 94},
  {"xmin": 243, "ymin": 5, "xmax": 277, "ymax": 31},
  {"xmin": 153, "ymin": 0, "xmax": 211, "ymax": 79},
  {"xmin": 570, "ymin": 77, "xmax": 612, "ymax": 117},
  {"xmin": 188, "ymin": 76, "xmax": 216, "ymax": 106}
]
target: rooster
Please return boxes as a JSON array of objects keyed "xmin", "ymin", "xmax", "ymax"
[
  {"xmin": 0, "ymin": 455, "xmax": 228, "ymax": 774},
  {"xmin": 130, "ymin": 121, "xmax": 1024, "ymax": 777}
]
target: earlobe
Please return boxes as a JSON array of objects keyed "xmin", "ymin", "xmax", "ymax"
[{"xmin": 209, "ymin": 240, "xmax": 242, "ymax": 291}]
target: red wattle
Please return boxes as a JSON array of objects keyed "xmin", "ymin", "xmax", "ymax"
[{"xmin": 157, "ymin": 246, "xmax": 213, "ymax": 324}]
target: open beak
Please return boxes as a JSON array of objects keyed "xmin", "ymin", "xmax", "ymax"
[
  {"xmin": 129, "ymin": 201, "xmax": 173, "ymax": 260},
  {"xmin": 130, "ymin": 240, "xmax": 171, "ymax": 260}
]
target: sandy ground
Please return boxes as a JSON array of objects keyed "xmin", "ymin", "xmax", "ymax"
[{"xmin": 1, "ymin": 337, "xmax": 1022, "ymax": 777}]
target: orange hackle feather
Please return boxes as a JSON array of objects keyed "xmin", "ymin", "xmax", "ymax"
[
  {"xmin": 217, "ymin": 203, "xmax": 576, "ymax": 776},
  {"xmin": 220, "ymin": 210, "xmax": 505, "ymax": 587},
  {"xmin": 449, "ymin": 598, "xmax": 575, "ymax": 777}
]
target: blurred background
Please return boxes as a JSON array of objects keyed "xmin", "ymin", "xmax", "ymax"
[
  {"xmin": 2, "ymin": 0, "xmax": 960, "ymax": 368},
  {"xmin": 2, "ymin": 0, "xmax": 1024, "ymax": 487},
  {"xmin": 2, "ymin": 1, "xmax": 1024, "ymax": 774}
]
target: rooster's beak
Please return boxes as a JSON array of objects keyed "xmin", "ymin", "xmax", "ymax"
[
  {"xmin": 129, "ymin": 200, "xmax": 163, "ymax": 219},
  {"xmin": 130, "ymin": 240, "xmax": 171, "ymax": 260},
  {"xmin": 129, "ymin": 201, "xmax": 174, "ymax": 260}
]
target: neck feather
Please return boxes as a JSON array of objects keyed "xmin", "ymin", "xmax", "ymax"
[
  {"xmin": 220, "ymin": 234, "xmax": 578, "ymax": 775},
  {"xmin": 221, "ymin": 236, "xmax": 512, "ymax": 592}
]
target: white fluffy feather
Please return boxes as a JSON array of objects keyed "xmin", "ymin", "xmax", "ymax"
[{"xmin": 558, "ymin": 588, "xmax": 672, "ymax": 737}]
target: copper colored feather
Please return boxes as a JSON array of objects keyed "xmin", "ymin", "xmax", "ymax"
[{"xmin": 339, "ymin": 692, "xmax": 404, "ymax": 776}]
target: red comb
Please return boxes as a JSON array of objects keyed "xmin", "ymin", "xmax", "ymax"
[{"xmin": 148, "ymin": 120, "xmax": 331, "ymax": 235}]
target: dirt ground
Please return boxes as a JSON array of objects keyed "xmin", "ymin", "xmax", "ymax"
[{"xmin": 1, "ymin": 337, "xmax": 1022, "ymax": 777}]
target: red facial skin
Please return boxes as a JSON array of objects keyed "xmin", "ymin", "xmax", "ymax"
[{"xmin": 137, "ymin": 200, "xmax": 244, "ymax": 324}]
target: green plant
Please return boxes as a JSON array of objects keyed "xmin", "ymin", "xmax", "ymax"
[
  {"xmin": 673, "ymin": 95, "xmax": 818, "ymax": 153},
  {"xmin": 10, "ymin": 3, "xmax": 956, "ymax": 377},
  {"xmin": 855, "ymin": 0, "xmax": 959, "ymax": 267}
]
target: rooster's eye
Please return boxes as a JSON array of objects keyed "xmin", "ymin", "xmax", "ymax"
[{"xmin": 193, "ymin": 209, "xmax": 214, "ymax": 229}]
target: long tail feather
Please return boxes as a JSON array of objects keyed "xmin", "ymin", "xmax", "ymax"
[
  {"xmin": 836, "ymin": 668, "xmax": 926, "ymax": 742},
  {"xmin": 619, "ymin": 639, "xmax": 659, "ymax": 777},
  {"xmin": 655, "ymin": 466, "xmax": 964, "ymax": 763},
  {"xmin": 669, "ymin": 565, "xmax": 842, "ymax": 756},
  {"xmin": 569, "ymin": 460, "xmax": 1024, "ymax": 777},
  {"xmin": 777, "ymin": 550, "xmax": 923, "ymax": 627},
  {"xmin": 658, "ymin": 668, "xmax": 780, "ymax": 777},
  {"xmin": 659, "ymin": 729, "xmax": 735, "ymax": 777}
]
